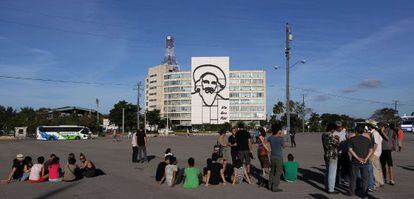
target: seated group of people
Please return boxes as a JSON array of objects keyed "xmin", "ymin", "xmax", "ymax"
[
  {"xmin": 155, "ymin": 148, "xmax": 299, "ymax": 189},
  {"xmin": 2, "ymin": 153, "xmax": 98, "ymax": 183}
]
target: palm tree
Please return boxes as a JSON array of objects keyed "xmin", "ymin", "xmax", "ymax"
[{"xmin": 273, "ymin": 101, "xmax": 285, "ymax": 119}]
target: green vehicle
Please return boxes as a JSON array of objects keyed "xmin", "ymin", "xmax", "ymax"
[{"xmin": 36, "ymin": 126, "xmax": 91, "ymax": 141}]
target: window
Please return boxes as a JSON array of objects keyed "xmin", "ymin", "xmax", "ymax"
[{"xmin": 150, "ymin": 74, "xmax": 157, "ymax": 78}]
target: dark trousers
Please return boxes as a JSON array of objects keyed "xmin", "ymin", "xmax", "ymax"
[
  {"xmin": 290, "ymin": 136, "xmax": 296, "ymax": 147},
  {"xmin": 231, "ymin": 150, "xmax": 238, "ymax": 165},
  {"xmin": 269, "ymin": 156, "xmax": 283, "ymax": 191},
  {"xmin": 350, "ymin": 163, "xmax": 369, "ymax": 196},
  {"xmin": 132, "ymin": 146, "xmax": 139, "ymax": 162},
  {"xmin": 138, "ymin": 145, "xmax": 147, "ymax": 161},
  {"xmin": 337, "ymin": 153, "xmax": 350, "ymax": 183}
]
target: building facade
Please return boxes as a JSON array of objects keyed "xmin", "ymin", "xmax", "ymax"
[
  {"xmin": 145, "ymin": 64, "xmax": 179, "ymax": 114},
  {"xmin": 145, "ymin": 58, "xmax": 266, "ymax": 126}
]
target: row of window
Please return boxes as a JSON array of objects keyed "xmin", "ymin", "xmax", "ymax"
[
  {"xmin": 149, "ymin": 93, "xmax": 157, "ymax": 96},
  {"xmin": 149, "ymin": 80, "xmax": 157, "ymax": 84},
  {"xmin": 229, "ymin": 79, "xmax": 264, "ymax": 85},
  {"xmin": 150, "ymin": 74, "xmax": 157, "ymax": 78},
  {"xmin": 164, "ymin": 86, "xmax": 191, "ymax": 93},
  {"xmin": 164, "ymin": 106, "xmax": 191, "ymax": 112},
  {"xmin": 164, "ymin": 80, "xmax": 191, "ymax": 86},
  {"xmin": 165, "ymin": 93, "xmax": 191, "ymax": 99},
  {"xmin": 230, "ymin": 99, "xmax": 264, "ymax": 105},
  {"xmin": 229, "ymin": 72, "xmax": 264, "ymax": 78},
  {"xmin": 165, "ymin": 113, "xmax": 191, "ymax": 119},
  {"xmin": 229, "ymin": 86, "xmax": 264, "ymax": 91},
  {"xmin": 164, "ymin": 73, "xmax": 191, "ymax": 80},
  {"xmin": 230, "ymin": 106, "xmax": 265, "ymax": 112},
  {"xmin": 230, "ymin": 112, "xmax": 265, "ymax": 119},
  {"xmin": 229, "ymin": 92, "xmax": 264, "ymax": 98},
  {"xmin": 164, "ymin": 100, "xmax": 191, "ymax": 105}
]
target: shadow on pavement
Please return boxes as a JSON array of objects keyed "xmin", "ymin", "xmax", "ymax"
[
  {"xmin": 147, "ymin": 155, "xmax": 156, "ymax": 162},
  {"xmin": 398, "ymin": 165, "xmax": 414, "ymax": 171},
  {"xmin": 251, "ymin": 165, "xmax": 269, "ymax": 189},
  {"xmin": 309, "ymin": 193, "xmax": 329, "ymax": 199},
  {"xmin": 298, "ymin": 168, "xmax": 326, "ymax": 192},
  {"xmin": 33, "ymin": 182, "xmax": 80, "ymax": 199}
]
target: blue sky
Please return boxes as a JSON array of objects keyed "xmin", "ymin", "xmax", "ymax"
[{"xmin": 0, "ymin": 0, "xmax": 413, "ymax": 118}]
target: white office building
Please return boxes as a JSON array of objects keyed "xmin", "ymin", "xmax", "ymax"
[{"xmin": 145, "ymin": 57, "xmax": 266, "ymax": 127}]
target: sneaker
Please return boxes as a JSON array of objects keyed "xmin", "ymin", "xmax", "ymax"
[
  {"xmin": 368, "ymin": 188, "xmax": 375, "ymax": 192},
  {"xmin": 390, "ymin": 181, "xmax": 396, "ymax": 185}
]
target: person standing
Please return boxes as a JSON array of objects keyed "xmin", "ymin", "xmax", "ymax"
[
  {"xmin": 217, "ymin": 129, "xmax": 229, "ymax": 173},
  {"xmin": 137, "ymin": 129, "xmax": 148, "ymax": 163},
  {"xmin": 367, "ymin": 120, "xmax": 384, "ymax": 190},
  {"xmin": 257, "ymin": 127, "xmax": 270, "ymax": 176},
  {"xmin": 348, "ymin": 125, "xmax": 374, "ymax": 197},
  {"xmin": 267, "ymin": 123, "xmax": 285, "ymax": 192},
  {"xmin": 290, "ymin": 128, "xmax": 296, "ymax": 148},
  {"xmin": 397, "ymin": 126, "xmax": 404, "ymax": 152},
  {"xmin": 228, "ymin": 127, "xmax": 238, "ymax": 165},
  {"xmin": 333, "ymin": 121, "xmax": 349, "ymax": 186},
  {"xmin": 380, "ymin": 124, "xmax": 398, "ymax": 185},
  {"xmin": 131, "ymin": 131, "xmax": 139, "ymax": 163},
  {"xmin": 322, "ymin": 123, "xmax": 340, "ymax": 194},
  {"xmin": 235, "ymin": 124, "xmax": 252, "ymax": 175}
]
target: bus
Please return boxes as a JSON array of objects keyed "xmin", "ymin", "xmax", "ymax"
[
  {"xmin": 401, "ymin": 116, "xmax": 414, "ymax": 133},
  {"xmin": 36, "ymin": 126, "xmax": 91, "ymax": 140}
]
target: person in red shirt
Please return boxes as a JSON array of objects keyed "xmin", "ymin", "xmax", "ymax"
[{"xmin": 397, "ymin": 126, "xmax": 404, "ymax": 152}]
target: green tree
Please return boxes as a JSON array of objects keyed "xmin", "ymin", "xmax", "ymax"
[
  {"xmin": 308, "ymin": 112, "xmax": 322, "ymax": 132},
  {"xmin": 370, "ymin": 108, "xmax": 399, "ymax": 124},
  {"xmin": 146, "ymin": 109, "xmax": 161, "ymax": 131},
  {"xmin": 109, "ymin": 100, "xmax": 139, "ymax": 131},
  {"xmin": 272, "ymin": 101, "xmax": 284, "ymax": 119}
]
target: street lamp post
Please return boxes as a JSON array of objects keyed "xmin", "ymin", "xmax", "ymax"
[
  {"xmin": 276, "ymin": 23, "xmax": 306, "ymax": 141},
  {"xmin": 285, "ymin": 23, "xmax": 292, "ymax": 142}
]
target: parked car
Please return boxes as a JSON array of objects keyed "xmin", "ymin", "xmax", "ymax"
[{"xmin": 158, "ymin": 128, "xmax": 174, "ymax": 135}]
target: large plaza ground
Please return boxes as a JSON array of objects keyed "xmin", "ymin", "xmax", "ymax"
[{"xmin": 0, "ymin": 133, "xmax": 413, "ymax": 199}]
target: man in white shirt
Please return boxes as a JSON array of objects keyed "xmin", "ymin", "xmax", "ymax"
[
  {"xmin": 367, "ymin": 120, "xmax": 384, "ymax": 189},
  {"xmin": 131, "ymin": 131, "xmax": 138, "ymax": 163},
  {"xmin": 333, "ymin": 121, "xmax": 349, "ymax": 185}
]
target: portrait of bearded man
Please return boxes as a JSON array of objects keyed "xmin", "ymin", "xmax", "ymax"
[{"xmin": 191, "ymin": 64, "xmax": 229, "ymax": 124}]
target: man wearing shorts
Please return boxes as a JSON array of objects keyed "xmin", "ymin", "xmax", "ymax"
[
  {"xmin": 379, "ymin": 124, "xmax": 398, "ymax": 185},
  {"xmin": 235, "ymin": 125, "xmax": 252, "ymax": 175}
]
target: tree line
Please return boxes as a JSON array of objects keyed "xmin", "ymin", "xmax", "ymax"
[{"xmin": 0, "ymin": 99, "xmax": 402, "ymax": 135}]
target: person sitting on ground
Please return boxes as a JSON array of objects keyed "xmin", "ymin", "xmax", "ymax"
[
  {"xmin": 202, "ymin": 158, "xmax": 213, "ymax": 183},
  {"xmin": 205, "ymin": 153, "xmax": 226, "ymax": 186},
  {"xmin": 183, "ymin": 157, "xmax": 200, "ymax": 189},
  {"xmin": 283, "ymin": 154, "xmax": 298, "ymax": 182},
  {"xmin": 156, "ymin": 155, "xmax": 171, "ymax": 182},
  {"xmin": 160, "ymin": 156, "xmax": 178, "ymax": 187},
  {"xmin": 48, "ymin": 156, "xmax": 62, "ymax": 182},
  {"xmin": 164, "ymin": 148, "xmax": 173, "ymax": 157},
  {"xmin": 29, "ymin": 156, "xmax": 48, "ymax": 183},
  {"xmin": 79, "ymin": 153, "xmax": 96, "ymax": 178},
  {"xmin": 20, "ymin": 156, "xmax": 33, "ymax": 181},
  {"xmin": 63, "ymin": 156, "xmax": 79, "ymax": 182},
  {"xmin": 2, "ymin": 154, "xmax": 24, "ymax": 184},
  {"xmin": 44, "ymin": 154, "xmax": 56, "ymax": 175},
  {"xmin": 232, "ymin": 159, "xmax": 251, "ymax": 185}
]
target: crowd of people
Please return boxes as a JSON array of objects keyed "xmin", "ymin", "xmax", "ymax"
[
  {"xmin": 152, "ymin": 123, "xmax": 299, "ymax": 192},
  {"xmin": 2, "ymin": 152, "xmax": 101, "ymax": 184},
  {"xmin": 322, "ymin": 120, "xmax": 403, "ymax": 197}
]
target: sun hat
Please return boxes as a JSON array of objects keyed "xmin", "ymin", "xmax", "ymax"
[
  {"xmin": 335, "ymin": 121, "xmax": 343, "ymax": 127},
  {"xmin": 366, "ymin": 119, "xmax": 378, "ymax": 128},
  {"xmin": 16, "ymin": 154, "xmax": 24, "ymax": 160}
]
